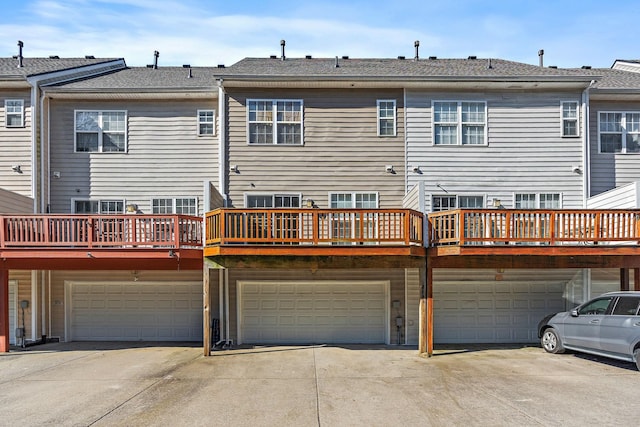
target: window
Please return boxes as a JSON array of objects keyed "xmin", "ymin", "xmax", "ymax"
[
  {"xmin": 611, "ymin": 297, "xmax": 640, "ymax": 316},
  {"xmin": 561, "ymin": 101, "xmax": 579, "ymax": 137},
  {"xmin": 329, "ymin": 193, "xmax": 378, "ymax": 209},
  {"xmin": 73, "ymin": 199, "xmax": 124, "ymax": 214},
  {"xmin": 377, "ymin": 100, "xmax": 396, "ymax": 136},
  {"xmin": 5, "ymin": 99, "xmax": 24, "ymax": 127},
  {"xmin": 248, "ymin": 100, "xmax": 303, "ymax": 145},
  {"xmin": 75, "ymin": 110, "xmax": 126, "ymax": 152},
  {"xmin": 245, "ymin": 194, "xmax": 301, "ymax": 208},
  {"xmin": 330, "ymin": 193, "xmax": 379, "ymax": 243},
  {"xmin": 599, "ymin": 112, "xmax": 640, "ymax": 153},
  {"xmin": 198, "ymin": 110, "xmax": 215, "ymax": 136},
  {"xmin": 515, "ymin": 193, "xmax": 561, "ymax": 209},
  {"xmin": 433, "ymin": 101, "xmax": 486, "ymax": 145},
  {"xmin": 577, "ymin": 297, "xmax": 614, "ymax": 316},
  {"xmin": 432, "ymin": 195, "xmax": 484, "ymax": 212},
  {"xmin": 152, "ymin": 198, "xmax": 198, "ymax": 215}
]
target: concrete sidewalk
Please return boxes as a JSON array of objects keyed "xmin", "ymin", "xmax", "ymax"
[{"xmin": 1, "ymin": 342, "xmax": 638, "ymax": 426}]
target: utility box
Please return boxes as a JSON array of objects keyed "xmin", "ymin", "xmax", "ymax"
[{"xmin": 15, "ymin": 327, "xmax": 24, "ymax": 338}]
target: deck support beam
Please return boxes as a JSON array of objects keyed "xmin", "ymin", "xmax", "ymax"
[
  {"xmin": 0, "ymin": 269, "xmax": 8, "ymax": 352},
  {"xmin": 203, "ymin": 262, "xmax": 211, "ymax": 357},
  {"xmin": 635, "ymin": 268, "xmax": 640, "ymax": 291},
  {"xmin": 419, "ymin": 262, "xmax": 433, "ymax": 357},
  {"xmin": 620, "ymin": 268, "xmax": 630, "ymax": 291}
]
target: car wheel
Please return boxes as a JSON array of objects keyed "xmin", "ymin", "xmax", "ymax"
[
  {"xmin": 634, "ymin": 348, "xmax": 640, "ymax": 372},
  {"xmin": 541, "ymin": 328, "xmax": 564, "ymax": 354}
]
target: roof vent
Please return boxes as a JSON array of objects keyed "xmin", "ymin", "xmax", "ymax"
[
  {"xmin": 305, "ymin": 55, "xmax": 312, "ymax": 59},
  {"xmin": 429, "ymin": 56, "xmax": 437, "ymax": 60},
  {"xmin": 538, "ymin": 49, "xmax": 544, "ymax": 67},
  {"xmin": 342, "ymin": 55, "xmax": 349, "ymax": 60},
  {"xmin": 414, "ymin": 40, "xmax": 420, "ymax": 61},
  {"xmin": 548, "ymin": 65, "xmax": 558, "ymax": 69},
  {"xmin": 487, "ymin": 58, "xmax": 493, "ymax": 69},
  {"xmin": 582, "ymin": 65, "xmax": 592, "ymax": 69},
  {"xmin": 217, "ymin": 64, "xmax": 225, "ymax": 68},
  {"xmin": 146, "ymin": 64, "xmax": 154, "ymax": 68},
  {"xmin": 270, "ymin": 55, "xmax": 277, "ymax": 59},
  {"xmin": 84, "ymin": 55, "xmax": 95, "ymax": 59},
  {"xmin": 187, "ymin": 68, "xmax": 192, "ymax": 78},
  {"xmin": 280, "ymin": 39, "xmax": 286, "ymax": 61},
  {"xmin": 182, "ymin": 64, "xmax": 191, "ymax": 68},
  {"xmin": 398, "ymin": 56, "xmax": 405, "ymax": 60},
  {"xmin": 468, "ymin": 55, "xmax": 477, "ymax": 60},
  {"xmin": 49, "ymin": 55, "xmax": 59, "ymax": 59},
  {"xmin": 17, "ymin": 40, "xmax": 23, "ymax": 68},
  {"xmin": 335, "ymin": 56, "xmax": 339, "ymax": 68},
  {"xmin": 153, "ymin": 50, "xmax": 159, "ymax": 69}
]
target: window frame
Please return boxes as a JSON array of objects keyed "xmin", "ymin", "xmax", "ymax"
[
  {"xmin": 151, "ymin": 197, "xmax": 199, "ymax": 215},
  {"xmin": 328, "ymin": 192, "xmax": 379, "ymax": 209},
  {"xmin": 377, "ymin": 99, "xmax": 396, "ymax": 137},
  {"xmin": 197, "ymin": 109, "xmax": 215, "ymax": 136},
  {"xmin": 432, "ymin": 100, "xmax": 487, "ymax": 146},
  {"xmin": 561, "ymin": 101, "xmax": 580, "ymax": 137},
  {"xmin": 431, "ymin": 194, "xmax": 485, "ymax": 212},
  {"xmin": 598, "ymin": 111, "xmax": 640, "ymax": 154},
  {"xmin": 72, "ymin": 198, "xmax": 125, "ymax": 214},
  {"xmin": 5, "ymin": 99, "xmax": 24, "ymax": 128},
  {"xmin": 74, "ymin": 110, "xmax": 127, "ymax": 153},
  {"xmin": 514, "ymin": 193, "xmax": 562, "ymax": 209},
  {"xmin": 244, "ymin": 193, "xmax": 302, "ymax": 208},
  {"xmin": 247, "ymin": 99, "xmax": 304, "ymax": 145}
]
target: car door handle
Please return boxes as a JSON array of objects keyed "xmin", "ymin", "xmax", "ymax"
[{"xmin": 590, "ymin": 319, "xmax": 600, "ymax": 324}]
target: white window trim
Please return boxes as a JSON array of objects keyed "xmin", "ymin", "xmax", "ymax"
[
  {"xmin": 5, "ymin": 99, "xmax": 24, "ymax": 128},
  {"xmin": 151, "ymin": 197, "xmax": 199, "ymax": 215},
  {"xmin": 597, "ymin": 110, "xmax": 640, "ymax": 154},
  {"xmin": 377, "ymin": 99, "xmax": 396, "ymax": 137},
  {"xmin": 74, "ymin": 109, "xmax": 128, "ymax": 153},
  {"xmin": 246, "ymin": 99, "xmax": 304, "ymax": 145},
  {"xmin": 431, "ymin": 100, "xmax": 488, "ymax": 146},
  {"xmin": 197, "ymin": 109, "xmax": 215, "ymax": 136},
  {"xmin": 561, "ymin": 101, "xmax": 580, "ymax": 137},
  {"xmin": 328, "ymin": 192, "xmax": 380, "ymax": 208},
  {"xmin": 244, "ymin": 193, "xmax": 303, "ymax": 208},
  {"xmin": 71, "ymin": 198, "xmax": 126, "ymax": 214},
  {"xmin": 430, "ymin": 194, "xmax": 486, "ymax": 212},
  {"xmin": 512, "ymin": 193, "xmax": 563, "ymax": 209}
]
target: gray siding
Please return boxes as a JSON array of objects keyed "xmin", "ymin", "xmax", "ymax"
[
  {"xmin": 0, "ymin": 187, "xmax": 33, "ymax": 212},
  {"xmin": 225, "ymin": 89, "xmax": 405, "ymax": 208},
  {"xmin": 0, "ymin": 90, "xmax": 33, "ymax": 197},
  {"xmin": 587, "ymin": 181, "xmax": 639, "ymax": 208},
  {"xmin": 48, "ymin": 99, "xmax": 218, "ymax": 213},
  {"xmin": 406, "ymin": 91, "xmax": 585, "ymax": 210},
  {"xmin": 589, "ymin": 101, "xmax": 640, "ymax": 196}
]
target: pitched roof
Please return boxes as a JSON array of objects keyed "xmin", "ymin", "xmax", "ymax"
[
  {"xmin": 564, "ymin": 67, "xmax": 640, "ymax": 89},
  {"xmin": 0, "ymin": 57, "xmax": 123, "ymax": 78}
]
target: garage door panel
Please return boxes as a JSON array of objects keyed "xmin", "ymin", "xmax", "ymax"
[{"xmin": 240, "ymin": 281, "xmax": 387, "ymax": 345}]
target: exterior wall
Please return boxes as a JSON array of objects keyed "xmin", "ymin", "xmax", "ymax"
[
  {"xmin": 48, "ymin": 269, "xmax": 202, "ymax": 340},
  {"xmin": 222, "ymin": 268, "xmax": 407, "ymax": 344},
  {"xmin": 0, "ymin": 89, "xmax": 33, "ymax": 197},
  {"xmin": 9, "ymin": 270, "xmax": 33, "ymax": 340},
  {"xmin": 587, "ymin": 181, "xmax": 639, "ymax": 208},
  {"xmin": 225, "ymin": 89, "xmax": 405, "ymax": 208},
  {"xmin": 406, "ymin": 90, "xmax": 585, "ymax": 210},
  {"xmin": 47, "ymin": 99, "xmax": 219, "ymax": 214},
  {"xmin": 0, "ymin": 187, "xmax": 33, "ymax": 212},
  {"xmin": 589, "ymin": 100, "xmax": 640, "ymax": 196}
]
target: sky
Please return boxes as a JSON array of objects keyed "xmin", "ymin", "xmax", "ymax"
[{"xmin": 0, "ymin": 0, "xmax": 636, "ymax": 69}]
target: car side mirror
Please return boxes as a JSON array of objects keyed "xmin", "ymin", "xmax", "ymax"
[{"xmin": 571, "ymin": 309, "xmax": 579, "ymax": 317}]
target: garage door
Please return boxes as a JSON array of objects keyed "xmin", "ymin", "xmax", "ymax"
[
  {"xmin": 434, "ymin": 282, "xmax": 565, "ymax": 343},
  {"xmin": 239, "ymin": 281, "xmax": 388, "ymax": 345},
  {"xmin": 67, "ymin": 282, "xmax": 202, "ymax": 341},
  {"xmin": 9, "ymin": 281, "xmax": 16, "ymax": 345}
]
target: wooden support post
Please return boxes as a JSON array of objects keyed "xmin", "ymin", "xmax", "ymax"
[
  {"xmin": 620, "ymin": 268, "xmax": 630, "ymax": 291},
  {"xmin": 634, "ymin": 268, "xmax": 640, "ymax": 291},
  {"xmin": 203, "ymin": 262, "xmax": 211, "ymax": 357},
  {"xmin": 418, "ymin": 265, "xmax": 427, "ymax": 355},
  {"xmin": 426, "ymin": 263, "xmax": 433, "ymax": 357},
  {"xmin": 0, "ymin": 269, "xmax": 8, "ymax": 352}
]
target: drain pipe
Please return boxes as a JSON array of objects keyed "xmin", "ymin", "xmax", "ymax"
[
  {"xmin": 225, "ymin": 268, "xmax": 230, "ymax": 346},
  {"xmin": 582, "ymin": 80, "xmax": 595, "ymax": 206}
]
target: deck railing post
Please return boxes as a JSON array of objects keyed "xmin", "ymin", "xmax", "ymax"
[{"xmin": 0, "ymin": 216, "xmax": 5, "ymax": 249}]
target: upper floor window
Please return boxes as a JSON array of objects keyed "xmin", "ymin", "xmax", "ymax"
[
  {"xmin": 248, "ymin": 100, "xmax": 303, "ymax": 145},
  {"xmin": 377, "ymin": 100, "xmax": 396, "ymax": 136},
  {"xmin": 245, "ymin": 194, "xmax": 301, "ymax": 208},
  {"xmin": 152, "ymin": 197, "xmax": 198, "ymax": 215},
  {"xmin": 73, "ymin": 199, "xmax": 124, "ymax": 214},
  {"xmin": 561, "ymin": 101, "xmax": 579, "ymax": 137},
  {"xmin": 431, "ymin": 195, "xmax": 484, "ymax": 212},
  {"xmin": 599, "ymin": 112, "xmax": 640, "ymax": 153},
  {"xmin": 515, "ymin": 193, "xmax": 561, "ymax": 209},
  {"xmin": 5, "ymin": 99, "xmax": 24, "ymax": 127},
  {"xmin": 433, "ymin": 101, "xmax": 486, "ymax": 145},
  {"xmin": 75, "ymin": 110, "xmax": 127, "ymax": 153},
  {"xmin": 198, "ymin": 110, "xmax": 215, "ymax": 136}
]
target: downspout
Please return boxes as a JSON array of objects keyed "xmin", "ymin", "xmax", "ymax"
[
  {"xmin": 31, "ymin": 85, "xmax": 39, "ymax": 213},
  {"xmin": 582, "ymin": 80, "xmax": 595, "ymax": 207},
  {"xmin": 403, "ymin": 88, "xmax": 408, "ymax": 195},
  {"xmin": 217, "ymin": 80, "xmax": 228, "ymax": 206}
]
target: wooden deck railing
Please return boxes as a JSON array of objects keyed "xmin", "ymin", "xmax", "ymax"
[
  {"xmin": 0, "ymin": 214, "xmax": 203, "ymax": 249},
  {"xmin": 205, "ymin": 208, "xmax": 424, "ymax": 246},
  {"xmin": 428, "ymin": 209, "xmax": 640, "ymax": 246}
]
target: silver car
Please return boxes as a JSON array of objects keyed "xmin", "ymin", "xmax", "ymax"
[{"xmin": 538, "ymin": 291, "xmax": 640, "ymax": 371}]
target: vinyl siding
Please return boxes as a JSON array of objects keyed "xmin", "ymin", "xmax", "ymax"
[
  {"xmin": 9, "ymin": 270, "xmax": 33, "ymax": 340},
  {"xmin": 406, "ymin": 91, "xmax": 585, "ymax": 210},
  {"xmin": 589, "ymin": 101, "xmax": 640, "ymax": 196},
  {"xmin": 587, "ymin": 181, "xmax": 640, "ymax": 208},
  {"xmin": 0, "ymin": 90, "xmax": 33, "ymax": 197},
  {"xmin": 48, "ymin": 99, "xmax": 218, "ymax": 214},
  {"xmin": 225, "ymin": 89, "xmax": 405, "ymax": 208},
  {"xmin": 0, "ymin": 187, "xmax": 33, "ymax": 212}
]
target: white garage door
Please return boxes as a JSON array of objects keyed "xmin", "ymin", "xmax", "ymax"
[
  {"xmin": 434, "ymin": 282, "xmax": 565, "ymax": 343},
  {"xmin": 67, "ymin": 282, "xmax": 202, "ymax": 342},
  {"xmin": 9, "ymin": 281, "xmax": 17, "ymax": 345},
  {"xmin": 239, "ymin": 281, "xmax": 388, "ymax": 345}
]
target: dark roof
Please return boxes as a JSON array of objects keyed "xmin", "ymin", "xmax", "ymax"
[
  {"xmin": 222, "ymin": 57, "xmax": 597, "ymax": 81},
  {"xmin": 564, "ymin": 67, "xmax": 640, "ymax": 89},
  {"xmin": 0, "ymin": 57, "xmax": 123, "ymax": 78},
  {"xmin": 51, "ymin": 66, "xmax": 226, "ymax": 90}
]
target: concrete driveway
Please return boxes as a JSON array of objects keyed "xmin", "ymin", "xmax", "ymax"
[{"xmin": 1, "ymin": 342, "xmax": 638, "ymax": 426}]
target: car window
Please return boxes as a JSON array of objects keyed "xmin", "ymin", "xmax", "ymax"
[
  {"xmin": 577, "ymin": 297, "xmax": 614, "ymax": 315},
  {"xmin": 611, "ymin": 297, "xmax": 640, "ymax": 316}
]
